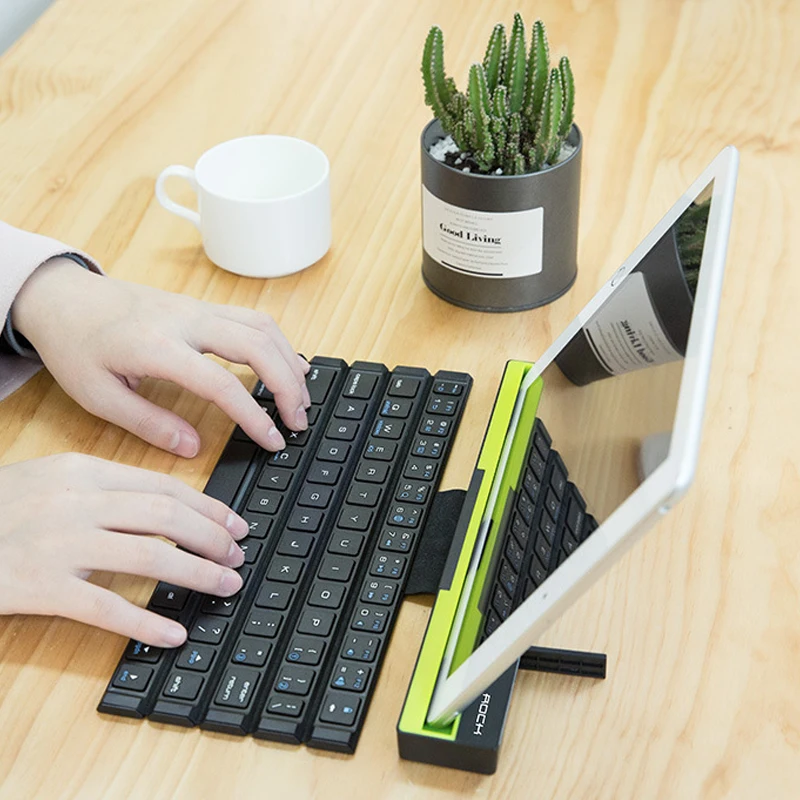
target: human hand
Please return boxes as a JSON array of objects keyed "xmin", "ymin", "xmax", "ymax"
[
  {"xmin": 0, "ymin": 453, "xmax": 249, "ymax": 646},
  {"xmin": 10, "ymin": 257, "xmax": 311, "ymax": 457}
]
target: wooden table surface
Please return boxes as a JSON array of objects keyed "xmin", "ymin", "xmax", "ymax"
[{"xmin": 1, "ymin": 1, "xmax": 798, "ymax": 797}]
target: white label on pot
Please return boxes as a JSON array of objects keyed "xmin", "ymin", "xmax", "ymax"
[
  {"xmin": 583, "ymin": 272, "xmax": 682, "ymax": 375},
  {"xmin": 422, "ymin": 187, "xmax": 543, "ymax": 279}
]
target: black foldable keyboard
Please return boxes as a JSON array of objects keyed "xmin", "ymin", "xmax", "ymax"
[{"xmin": 99, "ymin": 356, "xmax": 471, "ymax": 752}]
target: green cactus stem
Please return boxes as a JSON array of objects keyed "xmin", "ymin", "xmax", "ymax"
[
  {"xmin": 558, "ymin": 56, "xmax": 575, "ymax": 138},
  {"xmin": 504, "ymin": 13, "xmax": 527, "ymax": 114},
  {"xmin": 483, "ymin": 24, "xmax": 506, "ymax": 94}
]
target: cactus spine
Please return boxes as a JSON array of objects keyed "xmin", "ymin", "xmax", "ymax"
[{"xmin": 422, "ymin": 15, "xmax": 575, "ymax": 175}]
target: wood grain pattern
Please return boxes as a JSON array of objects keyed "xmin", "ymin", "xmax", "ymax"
[{"xmin": 1, "ymin": 0, "xmax": 798, "ymax": 797}]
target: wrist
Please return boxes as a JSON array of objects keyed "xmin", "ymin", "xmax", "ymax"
[{"xmin": 11, "ymin": 257, "xmax": 92, "ymax": 348}]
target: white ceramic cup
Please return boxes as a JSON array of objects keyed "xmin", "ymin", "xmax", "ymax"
[{"xmin": 155, "ymin": 135, "xmax": 331, "ymax": 278}]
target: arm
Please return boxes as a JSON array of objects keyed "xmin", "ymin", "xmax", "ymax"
[{"xmin": 0, "ymin": 222, "xmax": 102, "ymax": 400}]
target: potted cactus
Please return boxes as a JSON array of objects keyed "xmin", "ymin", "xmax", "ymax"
[{"xmin": 420, "ymin": 14, "xmax": 582, "ymax": 311}]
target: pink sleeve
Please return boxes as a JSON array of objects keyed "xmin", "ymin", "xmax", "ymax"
[{"xmin": 0, "ymin": 221, "xmax": 102, "ymax": 401}]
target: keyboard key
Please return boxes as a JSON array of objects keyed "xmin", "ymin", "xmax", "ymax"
[
  {"xmin": 529, "ymin": 555, "xmax": 548, "ymax": 586},
  {"xmin": 298, "ymin": 485, "xmax": 334, "ymax": 508},
  {"xmin": 364, "ymin": 441, "xmax": 396, "ymax": 460},
  {"xmin": 338, "ymin": 506, "xmax": 373, "ymax": 531},
  {"xmin": 297, "ymin": 610, "xmax": 336, "ymax": 637},
  {"xmin": 505, "ymin": 536, "xmax": 524, "ymax": 572},
  {"xmin": 163, "ymin": 672, "xmax": 203, "ymax": 701},
  {"xmin": 239, "ymin": 540, "xmax": 262, "ymax": 565},
  {"xmin": 395, "ymin": 482, "xmax": 429, "ymax": 504},
  {"xmin": 258, "ymin": 467, "xmax": 292, "ymax": 490},
  {"xmin": 319, "ymin": 693, "xmax": 361, "ymax": 726},
  {"xmin": 433, "ymin": 380, "xmax": 462, "ymax": 395},
  {"xmin": 232, "ymin": 638, "xmax": 272, "ymax": 667},
  {"xmin": 275, "ymin": 665, "xmax": 316, "ymax": 696},
  {"xmin": 343, "ymin": 371, "xmax": 378, "ymax": 400},
  {"xmin": 287, "ymin": 637, "xmax": 325, "ymax": 666},
  {"xmin": 331, "ymin": 664, "xmax": 370, "ymax": 692},
  {"xmin": 550, "ymin": 462, "xmax": 567, "ymax": 498},
  {"xmin": 351, "ymin": 605, "xmax": 389, "ymax": 633},
  {"xmin": 307, "ymin": 582, "xmax": 345, "ymax": 609},
  {"xmin": 150, "ymin": 583, "xmax": 189, "ymax": 611},
  {"xmin": 244, "ymin": 609, "xmax": 283, "ymax": 639},
  {"xmin": 318, "ymin": 555, "xmax": 354, "ymax": 582},
  {"xmin": 356, "ymin": 462, "xmax": 389, "ymax": 483},
  {"xmin": 334, "ymin": 398, "xmax": 367, "ymax": 419},
  {"xmin": 403, "ymin": 457, "xmax": 437, "ymax": 481},
  {"xmin": 287, "ymin": 508, "xmax": 324, "ymax": 533},
  {"xmin": 511, "ymin": 512, "xmax": 530, "ymax": 547},
  {"xmin": 266, "ymin": 557, "xmax": 304, "ymax": 583},
  {"xmin": 215, "ymin": 667, "xmax": 260, "ymax": 708},
  {"xmin": 176, "ymin": 644, "xmax": 215, "ymax": 672},
  {"xmin": 426, "ymin": 396, "xmax": 457, "ymax": 415},
  {"xmin": 307, "ymin": 463, "xmax": 341, "ymax": 484},
  {"xmin": 246, "ymin": 489, "xmax": 283, "ymax": 515},
  {"xmin": 268, "ymin": 446, "xmax": 303, "ymax": 468},
  {"xmin": 241, "ymin": 513, "xmax": 272, "ymax": 539},
  {"xmin": 266, "ymin": 695, "xmax": 304, "ymax": 717},
  {"xmin": 387, "ymin": 376, "xmax": 420, "ymax": 397},
  {"xmin": 256, "ymin": 583, "xmax": 294, "ymax": 610},
  {"xmin": 534, "ymin": 532, "xmax": 552, "ymax": 567},
  {"xmin": 522, "ymin": 470, "xmax": 541, "ymax": 502},
  {"xmin": 418, "ymin": 417, "xmax": 450, "ymax": 437},
  {"xmin": 282, "ymin": 428, "xmax": 311, "ymax": 446},
  {"xmin": 124, "ymin": 641, "xmax": 161, "ymax": 663},
  {"xmin": 370, "ymin": 553, "xmax": 406, "ymax": 579},
  {"xmin": 372, "ymin": 419, "xmax": 404, "ymax": 439},
  {"xmin": 361, "ymin": 580, "xmax": 397, "ymax": 605},
  {"xmin": 499, "ymin": 561, "xmax": 517, "ymax": 597},
  {"xmin": 189, "ymin": 617, "xmax": 227, "ymax": 645},
  {"xmin": 347, "ymin": 483, "xmax": 382, "ymax": 507},
  {"xmin": 411, "ymin": 438, "xmax": 442, "ymax": 458},
  {"xmin": 380, "ymin": 398, "xmax": 413, "ymax": 418},
  {"xmin": 327, "ymin": 420, "xmax": 359, "ymax": 441},
  {"xmin": 200, "ymin": 596, "xmax": 238, "ymax": 616},
  {"xmin": 306, "ymin": 365, "xmax": 338, "ymax": 404},
  {"xmin": 388, "ymin": 505, "xmax": 421, "ymax": 528},
  {"xmin": 517, "ymin": 491, "xmax": 535, "ymax": 525},
  {"xmin": 277, "ymin": 532, "xmax": 315, "ymax": 558},
  {"xmin": 318, "ymin": 441, "xmax": 350, "ymax": 462},
  {"xmin": 327, "ymin": 531, "xmax": 364, "ymax": 557},
  {"xmin": 341, "ymin": 634, "xmax": 379, "ymax": 662},
  {"xmin": 378, "ymin": 529, "xmax": 414, "ymax": 553},
  {"xmin": 492, "ymin": 585, "xmax": 512, "ymax": 620},
  {"xmin": 112, "ymin": 665, "xmax": 154, "ymax": 692}
]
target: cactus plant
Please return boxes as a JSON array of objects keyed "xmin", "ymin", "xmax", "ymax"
[{"xmin": 422, "ymin": 14, "xmax": 575, "ymax": 175}]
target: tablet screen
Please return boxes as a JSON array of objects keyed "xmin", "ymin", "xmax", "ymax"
[{"xmin": 446, "ymin": 182, "xmax": 715, "ymax": 677}]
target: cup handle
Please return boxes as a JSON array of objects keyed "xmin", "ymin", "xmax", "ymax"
[{"xmin": 155, "ymin": 165, "xmax": 201, "ymax": 230}]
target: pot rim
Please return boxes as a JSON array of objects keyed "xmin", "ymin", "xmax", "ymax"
[{"xmin": 421, "ymin": 118, "xmax": 582, "ymax": 180}]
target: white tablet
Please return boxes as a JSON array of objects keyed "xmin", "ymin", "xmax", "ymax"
[{"xmin": 426, "ymin": 146, "xmax": 739, "ymax": 726}]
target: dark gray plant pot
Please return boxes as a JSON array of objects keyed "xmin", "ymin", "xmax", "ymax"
[
  {"xmin": 555, "ymin": 224, "xmax": 695, "ymax": 386},
  {"xmin": 420, "ymin": 118, "xmax": 582, "ymax": 312}
]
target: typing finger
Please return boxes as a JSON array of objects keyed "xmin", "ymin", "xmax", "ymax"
[
  {"xmin": 148, "ymin": 345, "xmax": 286, "ymax": 451},
  {"xmin": 93, "ymin": 491, "xmax": 244, "ymax": 567},
  {"xmin": 82, "ymin": 457, "xmax": 248, "ymax": 539},
  {"xmin": 190, "ymin": 320, "xmax": 308, "ymax": 433},
  {"xmin": 208, "ymin": 306, "xmax": 311, "ymax": 404},
  {"xmin": 62, "ymin": 579, "xmax": 187, "ymax": 647},
  {"xmin": 83, "ymin": 530, "xmax": 243, "ymax": 597}
]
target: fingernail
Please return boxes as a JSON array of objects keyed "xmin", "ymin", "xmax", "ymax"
[
  {"xmin": 227, "ymin": 540, "xmax": 245, "ymax": 567},
  {"xmin": 298, "ymin": 355, "xmax": 311, "ymax": 373},
  {"xmin": 219, "ymin": 570, "xmax": 243, "ymax": 595},
  {"xmin": 164, "ymin": 625, "xmax": 186, "ymax": 647},
  {"xmin": 267, "ymin": 426, "xmax": 285, "ymax": 450},
  {"xmin": 295, "ymin": 405, "xmax": 308, "ymax": 430},
  {"xmin": 170, "ymin": 430, "xmax": 199, "ymax": 458},
  {"xmin": 225, "ymin": 512, "xmax": 249, "ymax": 539}
]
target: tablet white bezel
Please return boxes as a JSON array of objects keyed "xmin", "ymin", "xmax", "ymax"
[{"xmin": 427, "ymin": 146, "xmax": 739, "ymax": 726}]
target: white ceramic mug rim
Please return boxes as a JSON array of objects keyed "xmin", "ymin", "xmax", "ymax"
[{"xmin": 193, "ymin": 134, "xmax": 330, "ymax": 205}]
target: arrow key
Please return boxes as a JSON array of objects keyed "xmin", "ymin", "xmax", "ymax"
[
  {"xmin": 124, "ymin": 640, "xmax": 162, "ymax": 663},
  {"xmin": 112, "ymin": 664, "xmax": 154, "ymax": 692}
]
